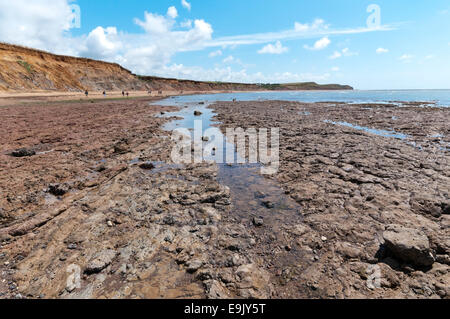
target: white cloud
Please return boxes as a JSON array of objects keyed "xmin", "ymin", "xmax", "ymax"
[
  {"xmin": 331, "ymin": 66, "xmax": 340, "ymax": 72},
  {"xmin": 134, "ymin": 11, "xmax": 177, "ymax": 34},
  {"xmin": 82, "ymin": 27, "xmax": 122, "ymax": 59},
  {"xmin": 181, "ymin": 0, "xmax": 191, "ymax": 11},
  {"xmin": 180, "ymin": 19, "xmax": 193, "ymax": 28},
  {"xmin": 294, "ymin": 19, "xmax": 328, "ymax": 32},
  {"xmin": 223, "ymin": 55, "xmax": 235, "ymax": 63},
  {"xmin": 329, "ymin": 47, "xmax": 358, "ymax": 59},
  {"xmin": 304, "ymin": 37, "xmax": 330, "ymax": 50},
  {"xmin": 399, "ymin": 54, "xmax": 413, "ymax": 62},
  {"xmin": 0, "ymin": 1, "xmax": 391, "ymax": 83},
  {"xmin": 209, "ymin": 50, "xmax": 222, "ymax": 57},
  {"xmin": 257, "ymin": 41, "xmax": 288, "ymax": 54},
  {"xmin": 329, "ymin": 51, "xmax": 342, "ymax": 59},
  {"xmin": 167, "ymin": 6, "xmax": 178, "ymax": 19},
  {"xmin": 0, "ymin": 0, "xmax": 79, "ymax": 55},
  {"xmin": 155, "ymin": 63, "xmax": 331, "ymax": 84},
  {"xmin": 208, "ymin": 20, "xmax": 394, "ymax": 48},
  {"xmin": 376, "ymin": 47, "xmax": 389, "ymax": 54}
]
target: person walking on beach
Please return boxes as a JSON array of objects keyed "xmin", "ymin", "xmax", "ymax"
[
  {"xmin": 103, "ymin": 91, "xmax": 106, "ymax": 97},
  {"xmin": 126, "ymin": 92, "xmax": 129, "ymax": 97},
  {"xmin": 85, "ymin": 90, "xmax": 88, "ymax": 97},
  {"xmin": 122, "ymin": 91, "xmax": 125, "ymax": 97}
]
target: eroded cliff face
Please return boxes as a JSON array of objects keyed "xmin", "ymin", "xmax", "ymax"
[
  {"xmin": 0, "ymin": 43, "xmax": 148, "ymax": 92},
  {"xmin": 0, "ymin": 43, "xmax": 353, "ymax": 93}
]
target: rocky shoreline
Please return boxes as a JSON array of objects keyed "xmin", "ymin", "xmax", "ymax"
[
  {"xmin": 0, "ymin": 97, "xmax": 448, "ymax": 299},
  {"xmin": 211, "ymin": 100, "xmax": 449, "ymax": 298}
]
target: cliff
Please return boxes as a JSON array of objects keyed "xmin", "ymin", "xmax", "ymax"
[{"xmin": 0, "ymin": 43, "xmax": 353, "ymax": 92}]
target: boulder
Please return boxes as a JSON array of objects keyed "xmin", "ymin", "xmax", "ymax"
[{"xmin": 382, "ymin": 224, "xmax": 435, "ymax": 267}]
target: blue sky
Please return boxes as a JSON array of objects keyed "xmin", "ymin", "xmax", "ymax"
[{"xmin": 0, "ymin": 0, "xmax": 449, "ymax": 89}]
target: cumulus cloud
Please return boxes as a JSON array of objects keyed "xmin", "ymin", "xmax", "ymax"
[
  {"xmin": 376, "ymin": 47, "xmax": 389, "ymax": 54},
  {"xmin": 153, "ymin": 63, "xmax": 331, "ymax": 84},
  {"xmin": 209, "ymin": 50, "xmax": 222, "ymax": 57},
  {"xmin": 304, "ymin": 37, "xmax": 330, "ymax": 50},
  {"xmin": 180, "ymin": 19, "xmax": 193, "ymax": 28},
  {"xmin": 257, "ymin": 41, "xmax": 288, "ymax": 54},
  {"xmin": 294, "ymin": 19, "xmax": 328, "ymax": 32},
  {"xmin": 167, "ymin": 6, "xmax": 178, "ymax": 19},
  {"xmin": 0, "ymin": 0, "xmax": 79, "ymax": 55},
  {"xmin": 223, "ymin": 55, "xmax": 235, "ymax": 63},
  {"xmin": 134, "ymin": 11, "xmax": 175, "ymax": 34},
  {"xmin": 399, "ymin": 54, "xmax": 413, "ymax": 62},
  {"xmin": 329, "ymin": 47, "xmax": 358, "ymax": 59},
  {"xmin": 181, "ymin": 0, "xmax": 191, "ymax": 11},
  {"xmin": 0, "ymin": 1, "xmax": 392, "ymax": 83},
  {"xmin": 81, "ymin": 26, "xmax": 122, "ymax": 59}
]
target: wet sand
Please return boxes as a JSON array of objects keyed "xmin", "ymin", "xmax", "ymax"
[{"xmin": 0, "ymin": 96, "xmax": 448, "ymax": 299}]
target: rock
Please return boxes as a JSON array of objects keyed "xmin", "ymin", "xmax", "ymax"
[
  {"xmin": 186, "ymin": 259, "xmax": 203, "ymax": 273},
  {"xmin": 113, "ymin": 140, "xmax": 129, "ymax": 154},
  {"xmin": 410, "ymin": 196, "xmax": 443, "ymax": 218},
  {"xmin": 382, "ymin": 224, "xmax": 435, "ymax": 267},
  {"xmin": 435, "ymin": 254, "xmax": 450, "ymax": 265},
  {"xmin": 262, "ymin": 200, "xmax": 274, "ymax": 208},
  {"xmin": 335, "ymin": 242, "xmax": 362, "ymax": 259},
  {"xmin": 321, "ymin": 236, "xmax": 328, "ymax": 242},
  {"xmin": 67, "ymin": 243, "xmax": 78, "ymax": 250},
  {"xmin": 235, "ymin": 264, "xmax": 272, "ymax": 299},
  {"xmin": 84, "ymin": 249, "xmax": 117, "ymax": 274},
  {"xmin": 442, "ymin": 203, "xmax": 450, "ymax": 215},
  {"xmin": 48, "ymin": 183, "xmax": 69, "ymax": 196},
  {"xmin": 139, "ymin": 162, "xmax": 155, "ymax": 170},
  {"xmin": 107, "ymin": 220, "xmax": 114, "ymax": 227},
  {"xmin": 252, "ymin": 217, "xmax": 264, "ymax": 227},
  {"xmin": 204, "ymin": 280, "xmax": 231, "ymax": 299},
  {"xmin": 10, "ymin": 148, "xmax": 36, "ymax": 157},
  {"xmin": 196, "ymin": 269, "xmax": 214, "ymax": 281},
  {"xmin": 194, "ymin": 111, "xmax": 202, "ymax": 116}
]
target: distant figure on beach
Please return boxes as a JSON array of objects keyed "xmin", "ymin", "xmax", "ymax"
[
  {"xmin": 85, "ymin": 90, "xmax": 88, "ymax": 97},
  {"xmin": 148, "ymin": 90, "xmax": 152, "ymax": 95},
  {"xmin": 158, "ymin": 90, "xmax": 162, "ymax": 95},
  {"xmin": 103, "ymin": 91, "xmax": 106, "ymax": 97},
  {"xmin": 126, "ymin": 92, "xmax": 129, "ymax": 97},
  {"xmin": 122, "ymin": 91, "xmax": 125, "ymax": 97}
]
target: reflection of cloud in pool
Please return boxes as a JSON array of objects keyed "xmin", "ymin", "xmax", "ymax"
[{"xmin": 324, "ymin": 120, "xmax": 410, "ymax": 140}]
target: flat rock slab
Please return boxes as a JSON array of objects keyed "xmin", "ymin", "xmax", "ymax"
[{"xmin": 383, "ymin": 224, "xmax": 435, "ymax": 267}]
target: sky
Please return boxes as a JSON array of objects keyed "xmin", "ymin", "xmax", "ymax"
[{"xmin": 0, "ymin": 0, "xmax": 449, "ymax": 89}]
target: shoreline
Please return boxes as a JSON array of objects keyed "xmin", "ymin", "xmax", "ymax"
[{"xmin": 0, "ymin": 95, "xmax": 448, "ymax": 299}]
